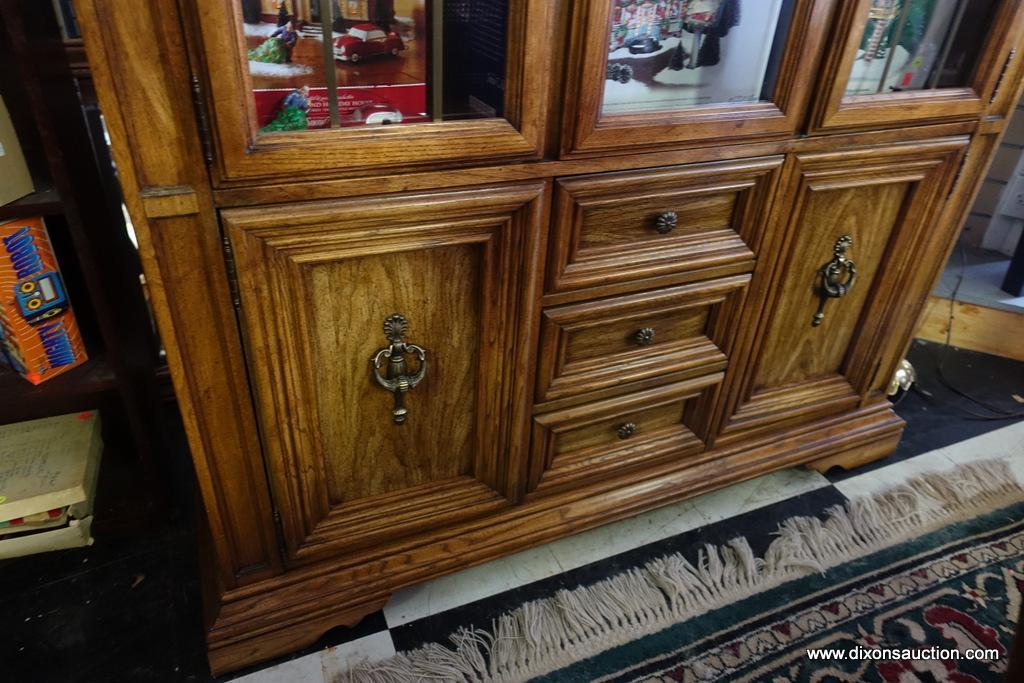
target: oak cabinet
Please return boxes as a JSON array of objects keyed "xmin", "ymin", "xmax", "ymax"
[{"xmin": 77, "ymin": 0, "xmax": 1024, "ymax": 674}]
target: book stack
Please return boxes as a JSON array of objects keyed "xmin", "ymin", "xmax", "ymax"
[{"xmin": 0, "ymin": 411, "xmax": 102, "ymax": 559}]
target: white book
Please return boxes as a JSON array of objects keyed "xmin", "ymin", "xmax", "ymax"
[
  {"xmin": 0, "ymin": 411, "xmax": 102, "ymax": 524},
  {"xmin": 0, "ymin": 517, "xmax": 93, "ymax": 559}
]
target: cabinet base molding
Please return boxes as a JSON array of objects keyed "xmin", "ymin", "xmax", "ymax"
[
  {"xmin": 207, "ymin": 595, "xmax": 390, "ymax": 676},
  {"xmin": 203, "ymin": 403, "xmax": 903, "ymax": 675},
  {"xmin": 803, "ymin": 432, "xmax": 904, "ymax": 474}
]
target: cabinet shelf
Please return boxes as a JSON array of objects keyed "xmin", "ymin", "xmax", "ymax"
[
  {"xmin": 0, "ymin": 187, "xmax": 64, "ymax": 220},
  {"xmin": 0, "ymin": 357, "xmax": 117, "ymax": 426}
]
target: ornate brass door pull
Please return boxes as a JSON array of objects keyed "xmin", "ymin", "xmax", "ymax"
[
  {"xmin": 370, "ymin": 314, "xmax": 427, "ymax": 424},
  {"xmin": 812, "ymin": 235, "xmax": 857, "ymax": 327}
]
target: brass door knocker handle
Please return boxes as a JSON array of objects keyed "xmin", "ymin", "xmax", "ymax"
[
  {"xmin": 812, "ymin": 235, "xmax": 857, "ymax": 327},
  {"xmin": 370, "ymin": 314, "xmax": 427, "ymax": 424}
]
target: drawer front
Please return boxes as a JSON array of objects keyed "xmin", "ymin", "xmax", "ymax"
[
  {"xmin": 529, "ymin": 375, "xmax": 722, "ymax": 496},
  {"xmin": 536, "ymin": 275, "xmax": 749, "ymax": 409},
  {"xmin": 222, "ymin": 182, "xmax": 547, "ymax": 565},
  {"xmin": 547, "ymin": 157, "xmax": 782, "ymax": 297}
]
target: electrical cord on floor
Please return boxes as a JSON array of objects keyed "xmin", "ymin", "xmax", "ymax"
[{"xmin": 932, "ymin": 244, "xmax": 1024, "ymax": 420}]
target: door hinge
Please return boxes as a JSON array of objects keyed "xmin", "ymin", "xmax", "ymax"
[
  {"xmin": 991, "ymin": 48, "xmax": 1016, "ymax": 104},
  {"xmin": 221, "ymin": 233, "xmax": 242, "ymax": 309},
  {"xmin": 271, "ymin": 509, "xmax": 288, "ymax": 560},
  {"xmin": 190, "ymin": 73, "xmax": 214, "ymax": 165}
]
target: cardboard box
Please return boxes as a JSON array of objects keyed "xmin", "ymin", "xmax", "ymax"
[
  {"xmin": 0, "ymin": 217, "xmax": 88, "ymax": 384},
  {"xmin": 0, "ymin": 411, "xmax": 102, "ymax": 559},
  {"xmin": 0, "ymin": 94, "xmax": 34, "ymax": 207}
]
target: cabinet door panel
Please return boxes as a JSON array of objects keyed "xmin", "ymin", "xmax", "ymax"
[
  {"xmin": 560, "ymin": 0, "xmax": 835, "ymax": 156},
  {"xmin": 708, "ymin": 139, "xmax": 966, "ymax": 445},
  {"xmin": 810, "ymin": 0, "xmax": 1024, "ymax": 132},
  {"xmin": 223, "ymin": 182, "xmax": 547, "ymax": 565},
  {"xmin": 192, "ymin": 0, "xmax": 553, "ymax": 184},
  {"xmin": 311, "ymin": 244, "xmax": 481, "ymax": 503},
  {"xmin": 753, "ymin": 182, "xmax": 907, "ymax": 390}
]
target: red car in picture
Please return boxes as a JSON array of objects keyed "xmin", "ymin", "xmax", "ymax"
[{"xmin": 333, "ymin": 23, "xmax": 405, "ymax": 63}]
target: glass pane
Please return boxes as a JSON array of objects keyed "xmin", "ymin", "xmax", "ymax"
[
  {"xmin": 844, "ymin": 0, "xmax": 998, "ymax": 96},
  {"xmin": 601, "ymin": 0, "xmax": 796, "ymax": 116},
  {"xmin": 239, "ymin": 1, "xmax": 508, "ymax": 133}
]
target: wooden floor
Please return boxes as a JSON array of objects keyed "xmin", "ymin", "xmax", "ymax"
[{"xmin": 915, "ymin": 295, "xmax": 1024, "ymax": 362}]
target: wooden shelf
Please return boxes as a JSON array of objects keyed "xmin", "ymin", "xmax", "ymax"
[
  {"xmin": 0, "ymin": 357, "xmax": 117, "ymax": 425},
  {"xmin": 0, "ymin": 187, "xmax": 63, "ymax": 220}
]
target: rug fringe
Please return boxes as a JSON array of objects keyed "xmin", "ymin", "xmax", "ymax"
[{"xmin": 338, "ymin": 459, "xmax": 1022, "ymax": 683}]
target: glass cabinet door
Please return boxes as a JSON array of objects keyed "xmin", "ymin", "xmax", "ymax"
[
  {"xmin": 195, "ymin": 0, "xmax": 552, "ymax": 183},
  {"xmin": 810, "ymin": 0, "xmax": 1024, "ymax": 132},
  {"xmin": 561, "ymin": 0, "xmax": 835, "ymax": 157}
]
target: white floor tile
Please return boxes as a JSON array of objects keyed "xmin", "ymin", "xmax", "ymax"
[
  {"xmin": 321, "ymin": 631, "xmax": 396, "ymax": 680},
  {"xmin": 232, "ymin": 652, "xmax": 325, "ymax": 683},
  {"xmin": 833, "ymin": 449, "xmax": 958, "ymax": 500},
  {"xmin": 545, "ymin": 498, "xmax": 708, "ymax": 574},
  {"xmin": 936, "ymin": 421, "xmax": 1024, "ymax": 482},
  {"xmin": 690, "ymin": 468, "xmax": 833, "ymax": 524},
  {"xmin": 383, "ymin": 544, "xmax": 564, "ymax": 627}
]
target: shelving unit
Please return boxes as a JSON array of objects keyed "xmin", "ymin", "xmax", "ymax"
[{"xmin": 0, "ymin": 0, "xmax": 169, "ymax": 533}]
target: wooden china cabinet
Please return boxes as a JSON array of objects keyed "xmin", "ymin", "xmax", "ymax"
[{"xmin": 75, "ymin": 0, "xmax": 1024, "ymax": 673}]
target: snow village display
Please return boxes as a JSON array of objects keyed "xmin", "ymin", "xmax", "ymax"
[
  {"xmin": 601, "ymin": 0, "xmax": 788, "ymax": 116},
  {"xmin": 243, "ymin": 0, "xmax": 428, "ymax": 130},
  {"xmin": 0, "ymin": 217, "xmax": 87, "ymax": 385}
]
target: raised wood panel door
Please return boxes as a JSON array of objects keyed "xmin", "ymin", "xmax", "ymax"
[
  {"xmin": 221, "ymin": 182, "xmax": 548, "ymax": 565},
  {"xmin": 706, "ymin": 138, "xmax": 967, "ymax": 446}
]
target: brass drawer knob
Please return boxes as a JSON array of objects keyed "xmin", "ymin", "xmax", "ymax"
[
  {"xmin": 654, "ymin": 211, "xmax": 678, "ymax": 234},
  {"xmin": 370, "ymin": 314, "xmax": 428, "ymax": 424},
  {"xmin": 634, "ymin": 327, "xmax": 655, "ymax": 346},
  {"xmin": 812, "ymin": 235, "xmax": 857, "ymax": 327},
  {"xmin": 617, "ymin": 422, "xmax": 637, "ymax": 439}
]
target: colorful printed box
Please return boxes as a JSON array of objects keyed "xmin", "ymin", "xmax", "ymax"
[{"xmin": 0, "ymin": 217, "xmax": 87, "ymax": 384}]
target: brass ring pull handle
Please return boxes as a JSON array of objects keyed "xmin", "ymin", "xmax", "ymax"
[
  {"xmin": 812, "ymin": 235, "xmax": 857, "ymax": 327},
  {"xmin": 654, "ymin": 211, "xmax": 678, "ymax": 234},
  {"xmin": 370, "ymin": 314, "xmax": 427, "ymax": 424},
  {"xmin": 617, "ymin": 422, "xmax": 637, "ymax": 439},
  {"xmin": 634, "ymin": 327, "xmax": 655, "ymax": 346}
]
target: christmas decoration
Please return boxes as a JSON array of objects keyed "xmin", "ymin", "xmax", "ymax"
[
  {"xmin": 260, "ymin": 86, "xmax": 310, "ymax": 132},
  {"xmin": 248, "ymin": 20, "xmax": 299, "ymax": 63}
]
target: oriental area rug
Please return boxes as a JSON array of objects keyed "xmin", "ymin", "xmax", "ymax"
[{"xmin": 344, "ymin": 460, "xmax": 1024, "ymax": 682}]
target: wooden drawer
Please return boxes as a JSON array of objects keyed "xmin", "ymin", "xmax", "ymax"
[
  {"xmin": 547, "ymin": 157, "xmax": 782, "ymax": 298},
  {"xmin": 536, "ymin": 275, "xmax": 749, "ymax": 409},
  {"xmin": 529, "ymin": 375, "xmax": 721, "ymax": 496}
]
